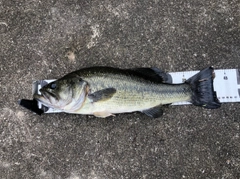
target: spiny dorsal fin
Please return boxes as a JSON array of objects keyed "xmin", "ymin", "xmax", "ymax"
[
  {"xmin": 132, "ymin": 68, "xmax": 172, "ymax": 83},
  {"xmin": 88, "ymin": 88, "xmax": 116, "ymax": 102}
]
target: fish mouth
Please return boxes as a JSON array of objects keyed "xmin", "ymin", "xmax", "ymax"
[
  {"xmin": 41, "ymin": 90, "xmax": 58, "ymax": 100},
  {"xmin": 33, "ymin": 90, "xmax": 58, "ymax": 107}
]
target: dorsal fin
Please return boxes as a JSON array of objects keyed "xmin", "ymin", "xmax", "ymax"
[{"xmin": 132, "ymin": 68, "xmax": 172, "ymax": 83}]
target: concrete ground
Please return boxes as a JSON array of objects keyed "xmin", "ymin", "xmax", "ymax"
[{"xmin": 1, "ymin": 0, "xmax": 240, "ymax": 178}]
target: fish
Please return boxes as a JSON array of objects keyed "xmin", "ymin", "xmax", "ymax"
[{"xmin": 33, "ymin": 66, "xmax": 221, "ymax": 118}]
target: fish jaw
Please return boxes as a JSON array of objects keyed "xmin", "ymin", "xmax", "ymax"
[
  {"xmin": 33, "ymin": 93, "xmax": 56, "ymax": 109},
  {"xmin": 33, "ymin": 90, "xmax": 68, "ymax": 110}
]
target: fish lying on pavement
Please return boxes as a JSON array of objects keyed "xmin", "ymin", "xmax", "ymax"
[{"xmin": 33, "ymin": 66, "xmax": 221, "ymax": 118}]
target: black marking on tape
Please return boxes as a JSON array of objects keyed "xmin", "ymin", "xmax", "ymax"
[{"xmin": 224, "ymin": 72, "xmax": 228, "ymax": 80}]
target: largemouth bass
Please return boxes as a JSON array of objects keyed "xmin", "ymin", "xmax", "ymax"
[{"xmin": 34, "ymin": 66, "xmax": 221, "ymax": 118}]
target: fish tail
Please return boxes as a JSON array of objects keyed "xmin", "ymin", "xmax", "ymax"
[{"xmin": 186, "ymin": 67, "xmax": 221, "ymax": 109}]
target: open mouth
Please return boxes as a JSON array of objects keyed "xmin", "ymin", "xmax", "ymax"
[
  {"xmin": 34, "ymin": 90, "xmax": 56, "ymax": 104},
  {"xmin": 34, "ymin": 93, "xmax": 49, "ymax": 103},
  {"xmin": 40, "ymin": 90, "xmax": 58, "ymax": 100}
]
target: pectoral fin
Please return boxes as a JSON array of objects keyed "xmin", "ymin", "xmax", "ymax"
[
  {"xmin": 142, "ymin": 105, "xmax": 163, "ymax": 118},
  {"xmin": 88, "ymin": 88, "xmax": 116, "ymax": 102}
]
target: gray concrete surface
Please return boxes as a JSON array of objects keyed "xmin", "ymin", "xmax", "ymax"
[{"xmin": 1, "ymin": 0, "xmax": 240, "ymax": 178}]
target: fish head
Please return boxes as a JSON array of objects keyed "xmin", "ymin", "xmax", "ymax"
[{"xmin": 34, "ymin": 77, "xmax": 88, "ymax": 111}]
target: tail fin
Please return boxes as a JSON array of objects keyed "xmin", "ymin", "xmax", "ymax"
[{"xmin": 186, "ymin": 67, "xmax": 221, "ymax": 109}]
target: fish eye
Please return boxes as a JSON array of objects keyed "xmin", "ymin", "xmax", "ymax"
[{"xmin": 50, "ymin": 83, "xmax": 57, "ymax": 89}]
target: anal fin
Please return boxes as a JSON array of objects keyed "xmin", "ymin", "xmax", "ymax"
[{"xmin": 142, "ymin": 105, "xmax": 163, "ymax": 118}]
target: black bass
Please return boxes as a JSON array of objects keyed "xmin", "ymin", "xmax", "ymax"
[{"xmin": 34, "ymin": 67, "xmax": 221, "ymax": 118}]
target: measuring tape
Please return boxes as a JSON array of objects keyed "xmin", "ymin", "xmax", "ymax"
[{"xmin": 33, "ymin": 69, "xmax": 240, "ymax": 113}]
